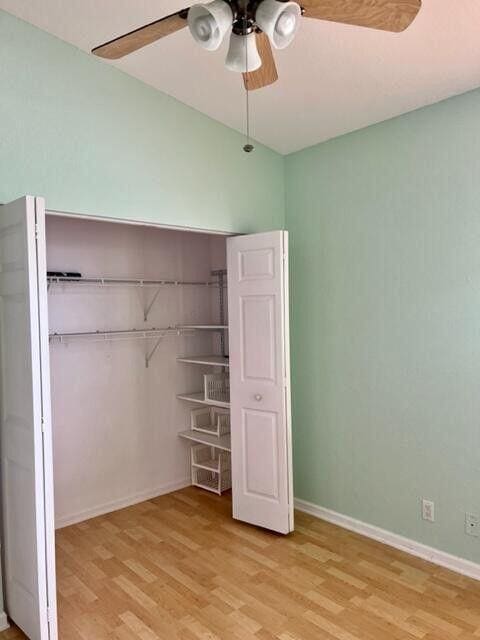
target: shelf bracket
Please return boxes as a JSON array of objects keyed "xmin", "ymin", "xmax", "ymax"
[
  {"xmin": 143, "ymin": 283, "xmax": 171, "ymax": 321},
  {"xmin": 145, "ymin": 331, "xmax": 170, "ymax": 367},
  {"xmin": 145, "ymin": 334, "xmax": 162, "ymax": 368}
]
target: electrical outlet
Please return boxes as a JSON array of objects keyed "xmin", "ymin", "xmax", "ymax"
[
  {"xmin": 465, "ymin": 513, "xmax": 480, "ymax": 537},
  {"xmin": 421, "ymin": 499, "xmax": 435, "ymax": 522}
]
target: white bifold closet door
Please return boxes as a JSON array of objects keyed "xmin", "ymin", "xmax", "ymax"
[
  {"xmin": 0, "ymin": 197, "xmax": 57, "ymax": 640},
  {"xmin": 227, "ymin": 231, "xmax": 293, "ymax": 534}
]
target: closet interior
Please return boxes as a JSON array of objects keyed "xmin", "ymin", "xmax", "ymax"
[{"xmin": 46, "ymin": 214, "xmax": 231, "ymax": 528}]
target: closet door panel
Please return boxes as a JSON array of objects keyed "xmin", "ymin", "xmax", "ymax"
[
  {"xmin": 0, "ymin": 197, "xmax": 57, "ymax": 639},
  {"xmin": 227, "ymin": 230, "xmax": 293, "ymax": 534}
]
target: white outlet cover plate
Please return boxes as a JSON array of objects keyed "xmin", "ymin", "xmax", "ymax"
[
  {"xmin": 421, "ymin": 499, "xmax": 435, "ymax": 522},
  {"xmin": 465, "ymin": 513, "xmax": 480, "ymax": 537}
]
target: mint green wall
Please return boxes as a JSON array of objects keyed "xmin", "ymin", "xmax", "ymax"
[
  {"xmin": 286, "ymin": 90, "xmax": 480, "ymax": 563},
  {"xmin": 3, "ymin": 6, "xmax": 479, "ymax": 566},
  {"xmin": 0, "ymin": 10, "xmax": 284, "ymax": 232}
]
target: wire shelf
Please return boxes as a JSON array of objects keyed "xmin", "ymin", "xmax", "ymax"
[
  {"xmin": 177, "ymin": 355, "xmax": 230, "ymax": 367},
  {"xmin": 49, "ymin": 326, "xmax": 200, "ymax": 367},
  {"xmin": 48, "ymin": 327, "xmax": 187, "ymax": 343},
  {"xmin": 47, "ymin": 276, "xmax": 222, "ymax": 288}
]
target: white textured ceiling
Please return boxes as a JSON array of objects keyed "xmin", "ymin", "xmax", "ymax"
[{"xmin": 2, "ymin": 0, "xmax": 480, "ymax": 154}]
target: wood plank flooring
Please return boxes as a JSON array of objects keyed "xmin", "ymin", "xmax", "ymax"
[{"xmin": 3, "ymin": 487, "xmax": 480, "ymax": 639}]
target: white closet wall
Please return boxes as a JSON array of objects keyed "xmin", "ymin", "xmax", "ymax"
[{"xmin": 46, "ymin": 216, "xmax": 226, "ymax": 527}]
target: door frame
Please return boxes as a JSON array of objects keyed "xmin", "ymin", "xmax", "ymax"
[
  {"xmin": 46, "ymin": 208, "xmax": 236, "ymax": 237},
  {"xmin": 45, "ymin": 209, "xmax": 294, "ymax": 532},
  {"xmin": 45, "ymin": 210, "xmax": 294, "ymax": 530}
]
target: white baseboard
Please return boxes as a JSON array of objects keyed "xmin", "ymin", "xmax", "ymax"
[
  {"xmin": 0, "ymin": 611, "xmax": 9, "ymax": 632},
  {"xmin": 295, "ymin": 498, "xmax": 480, "ymax": 582},
  {"xmin": 56, "ymin": 478, "xmax": 191, "ymax": 529}
]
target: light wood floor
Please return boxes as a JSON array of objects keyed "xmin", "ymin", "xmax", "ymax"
[{"xmin": 3, "ymin": 487, "xmax": 480, "ymax": 639}]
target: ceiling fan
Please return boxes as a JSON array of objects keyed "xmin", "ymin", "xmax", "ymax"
[{"xmin": 92, "ymin": 0, "xmax": 422, "ymax": 92}]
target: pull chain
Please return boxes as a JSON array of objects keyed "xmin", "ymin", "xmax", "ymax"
[{"xmin": 243, "ymin": 22, "xmax": 254, "ymax": 153}]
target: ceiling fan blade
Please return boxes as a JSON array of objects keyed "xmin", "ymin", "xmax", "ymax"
[
  {"xmin": 243, "ymin": 33, "xmax": 279, "ymax": 91},
  {"xmin": 92, "ymin": 10, "xmax": 189, "ymax": 59},
  {"xmin": 301, "ymin": 0, "xmax": 421, "ymax": 32}
]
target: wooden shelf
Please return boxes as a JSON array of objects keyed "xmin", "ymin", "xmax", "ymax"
[
  {"xmin": 177, "ymin": 355, "xmax": 229, "ymax": 367},
  {"xmin": 193, "ymin": 478, "xmax": 226, "ymax": 494},
  {"xmin": 178, "ymin": 429, "xmax": 231, "ymax": 452},
  {"xmin": 192, "ymin": 458, "xmax": 220, "ymax": 472},
  {"xmin": 177, "ymin": 392, "xmax": 230, "ymax": 409},
  {"xmin": 177, "ymin": 325, "xmax": 228, "ymax": 330}
]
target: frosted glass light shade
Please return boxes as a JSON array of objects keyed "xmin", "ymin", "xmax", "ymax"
[
  {"xmin": 188, "ymin": 0, "xmax": 233, "ymax": 51},
  {"xmin": 225, "ymin": 32, "xmax": 261, "ymax": 73},
  {"xmin": 255, "ymin": 0, "xmax": 301, "ymax": 49}
]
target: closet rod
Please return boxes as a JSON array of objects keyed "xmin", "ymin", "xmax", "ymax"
[{"xmin": 47, "ymin": 276, "xmax": 223, "ymax": 287}]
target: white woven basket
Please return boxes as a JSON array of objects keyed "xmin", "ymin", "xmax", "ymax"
[
  {"xmin": 204, "ymin": 373, "xmax": 230, "ymax": 404},
  {"xmin": 190, "ymin": 407, "xmax": 230, "ymax": 436},
  {"xmin": 191, "ymin": 444, "xmax": 231, "ymax": 494}
]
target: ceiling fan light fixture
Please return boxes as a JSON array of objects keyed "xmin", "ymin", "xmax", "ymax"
[
  {"xmin": 225, "ymin": 32, "xmax": 262, "ymax": 73},
  {"xmin": 255, "ymin": 0, "xmax": 301, "ymax": 49},
  {"xmin": 187, "ymin": 0, "xmax": 233, "ymax": 51}
]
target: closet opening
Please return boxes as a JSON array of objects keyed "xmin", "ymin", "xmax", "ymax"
[
  {"xmin": 45, "ymin": 212, "xmax": 232, "ymax": 529},
  {"xmin": 0, "ymin": 195, "xmax": 292, "ymax": 639}
]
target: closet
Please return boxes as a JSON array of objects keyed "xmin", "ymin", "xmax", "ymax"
[
  {"xmin": 47, "ymin": 213, "xmax": 230, "ymax": 525},
  {"xmin": 0, "ymin": 196, "xmax": 292, "ymax": 640}
]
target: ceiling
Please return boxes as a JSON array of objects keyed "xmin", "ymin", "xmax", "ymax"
[{"xmin": 2, "ymin": 0, "xmax": 480, "ymax": 154}]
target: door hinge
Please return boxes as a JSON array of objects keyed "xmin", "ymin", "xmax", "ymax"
[
  {"xmin": 35, "ymin": 222, "xmax": 39, "ymax": 240},
  {"xmin": 47, "ymin": 605, "xmax": 55, "ymax": 634},
  {"xmin": 41, "ymin": 416, "xmax": 45, "ymax": 433}
]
